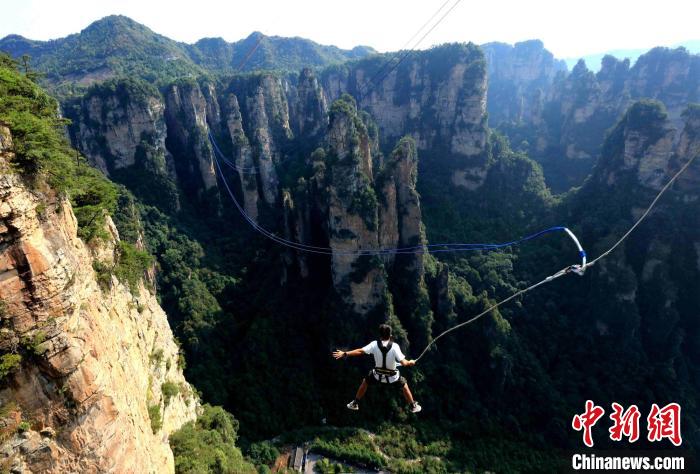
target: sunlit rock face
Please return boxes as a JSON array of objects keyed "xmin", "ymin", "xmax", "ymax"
[{"xmin": 0, "ymin": 126, "xmax": 197, "ymax": 473}]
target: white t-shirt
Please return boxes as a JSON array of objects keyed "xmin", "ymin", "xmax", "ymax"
[{"xmin": 362, "ymin": 339, "xmax": 405, "ymax": 383}]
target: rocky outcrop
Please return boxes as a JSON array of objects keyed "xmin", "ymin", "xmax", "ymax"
[
  {"xmin": 380, "ymin": 138, "xmax": 432, "ymax": 349},
  {"xmin": 289, "ymin": 68, "xmax": 328, "ymax": 139},
  {"xmin": 626, "ymin": 48, "xmax": 700, "ymax": 127},
  {"xmin": 572, "ymin": 100, "xmax": 700, "ymax": 365},
  {"xmin": 482, "ymin": 40, "xmax": 567, "ymax": 126},
  {"xmin": 320, "ymin": 43, "xmax": 489, "ymax": 164},
  {"xmin": 594, "ymin": 100, "xmax": 676, "ymax": 190},
  {"xmin": 675, "ymin": 105, "xmax": 700, "ymax": 193},
  {"xmin": 280, "ymin": 96, "xmax": 433, "ymax": 343},
  {"xmin": 379, "ymin": 137, "xmax": 424, "ymax": 262},
  {"xmin": 235, "ymin": 74, "xmax": 294, "ymax": 206},
  {"xmin": 324, "ymin": 97, "xmax": 385, "ymax": 314},
  {"xmin": 70, "ymin": 84, "xmax": 171, "ymax": 175},
  {"xmin": 551, "ymin": 60, "xmax": 623, "ymax": 161},
  {"xmin": 0, "ymin": 126, "xmax": 197, "ymax": 473},
  {"xmin": 222, "ymin": 93, "xmax": 259, "ymax": 219},
  {"xmin": 494, "ymin": 46, "xmax": 700, "ymax": 190},
  {"xmin": 164, "ymin": 81, "xmax": 218, "ymax": 192},
  {"xmin": 68, "ymin": 80, "xmax": 180, "ymax": 211}
]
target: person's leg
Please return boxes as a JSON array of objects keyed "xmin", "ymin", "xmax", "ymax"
[
  {"xmin": 401, "ymin": 382, "xmax": 415, "ymax": 404},
  {"xmin": 355, "ymin": 379, "xmax": 369, "ymax": 401}
]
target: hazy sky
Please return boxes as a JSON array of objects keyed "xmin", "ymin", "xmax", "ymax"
[{"xmin": 2, "ymin": 0, "xmax": 698, "ymax": 58}]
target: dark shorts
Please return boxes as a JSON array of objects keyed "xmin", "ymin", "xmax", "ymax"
[{"xmin": 365, "ymin": 370, "xmax": 407, "ymax": 387}]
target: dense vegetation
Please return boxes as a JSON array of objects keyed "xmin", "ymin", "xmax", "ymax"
[
  {"xmin": 169, "ymin": 405, "xmax": 255, "ymax": 474},
  {"xmin": 0, "ymin": 16, "xmax": 204, "ymax": 94}
]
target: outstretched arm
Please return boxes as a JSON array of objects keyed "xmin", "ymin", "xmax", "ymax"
[
  {"xmin": 332, "ymin": 348, "xmax": 365, "ymax": 360},
  {"xmin": 400, "ymin": 359, "xmax": 416, "ymax": 366}
]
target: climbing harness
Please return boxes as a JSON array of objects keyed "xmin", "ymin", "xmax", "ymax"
[{"xmin": 374, "ymin": 340, "xmax": 398, "ymax": 383}]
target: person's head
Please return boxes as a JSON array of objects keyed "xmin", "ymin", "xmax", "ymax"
[{"xmin": 379, "ymin": 324, "xmax": 392, "ymax": 341}]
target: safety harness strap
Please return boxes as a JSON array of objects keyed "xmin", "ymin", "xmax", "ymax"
[{"xmin": 374, "ymin": 339, "xmax": 396, "ymax": 383}]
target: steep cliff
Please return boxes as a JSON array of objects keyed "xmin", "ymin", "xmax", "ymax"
[
  {"xmin": 320, "ymin": 44, "xmax": 489, "ymax": 167},
  {"xmin": 232, "ymin": 74, "xmax": 294, "ymax": 206},
  {"xmin": 222, "ymin": 93, "xmax": 259, "ymax": 219},
  {"xmin": 289, "ymin": 68, "xmax": 329, "ymax": 140},
  {"xmin": 66, "ymin": 43, "xmax": 491, "ymax": 219},
  {"xmin": 0, "ymin": 126, "xmax": 197, "ymax": 472},
  {"xmin": 284, "ymin": 96, "xmax": 434, "ymax": 347},
  {"xmin": 164, "ymin": 80, "xmax": 218, "ymax": 196},
  {"xmin": 482, "ymin": 40, "xmax": 567, "ymax": 126},
  {"xmin": 570, "ymin": 100, "xmax": 700, "ymax": 362},
  {"xmin": 322, "ymin": 97, "xmax": 385, "ymax": 314},
  {"xmin": 495, "ymin": 46, "xmax": 700, "ymax": 190},
  {"xmin": 592, "ymin": 100, "xmax": 676, "ymax": 190},
  {"xmin": 380, "ymin": 137, "xmax": 432, "ymax": 349},
  {"xmin": 67, "ymin": 79, "xmax": 180, "ymax": 212}
]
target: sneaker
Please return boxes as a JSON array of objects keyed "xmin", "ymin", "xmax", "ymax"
[
  {"xmin": 410, "ymin": 402, "xmax": 422, "ymax": 413},
  {"xmin": 346, "ymin": 400, "xmax": 359, "ymax": 411}
]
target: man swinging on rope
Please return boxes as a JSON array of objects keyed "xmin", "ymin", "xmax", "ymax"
[{"xmin": 333, "ymin": 324, "xmax": 422, "ymax": 413}]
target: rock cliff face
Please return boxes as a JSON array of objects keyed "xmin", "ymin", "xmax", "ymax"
[
  {"xmin": 70, "ymin": 83, "xmax": 170, "ymax": 174},
  {"xmin": 591, "ymin": 101, "xmax": 700, "ymax": 194},
  {"xmin": 64, "ymin": 44, "xmax": 488, "ymax": 324},
  {"xmin": 69, "ymin": 43, "xmax": 492, "ymax": 213},
  {"xmin": 164, "ymin": 81, "xmax": 218, "ymax": 194},
  {"xmin": 320, "ymin": 44, "xmax": 488, "ymax": 164},
  {"xmin": 572, "ymin": 100, "xmax": 700, "ymax": 364},
  {"xmin": 381, "ymin": 138, "xmax": 424, "ymax": 262},
  {"xmin": 482, "ymin": 40, "xmax": 567, "ymax": 126},
  {"xmin": 322, "ymin": 99, "xmax": 384, "ymax": 314},
  {"xmin": 675, "ymin": 105, "xmax": 700, "ymax": 193},
  {"xmin": 222, "ymin": 93, "xmax": 259, "ymax": 219},
  {"xmin": 233, "ymin": 74, "xmax": 294, "ymax": 206},
  {"xmin": 68, "ymin": 80, "xmax": 180, "ymax": 212},
  {"xmin": 283, "ymin": 97, "xmax": 432, "ymax": 334},
  {"xmin": 491, "ymin": 45, "xmax": 700, "ymax": 190},
  {"xmin": 0, "ymin": 126, "xmax": 197, "ymax": 473},
  {"xmin": 289, "ymin": 68, "xmax": 329, "ymax": 139},
  {"xmin": 594, "ymin": 101, "xmax": 676, "ymax": 190}
]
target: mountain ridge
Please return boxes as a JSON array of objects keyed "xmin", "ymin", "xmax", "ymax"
[
  {"xmin": 0, "ymin": 15, "xmax": 377, "ymax": 86},
  {"xmin": 564, "ymin": 39, "xmax": 700, "ymax": 71}
]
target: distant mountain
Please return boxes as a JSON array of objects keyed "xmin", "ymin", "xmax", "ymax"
[
  {"xmin": 189, "ymin": 31, "xmax": 375, "ymax": 73},
  {"xmin": 0, "ymin": 15, "xmax": 376, "ymax": 87},
  {"xmin": 0, "ymin": 16, "xmax": 203, "ymax": 85},
  {"xmin": 564, "ymin": 40, "xmax": 700, "ymax": 71}
]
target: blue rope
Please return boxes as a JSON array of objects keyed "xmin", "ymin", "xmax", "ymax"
[{"xmin": 210, "ymin": 133, "xmax": 579, "ymax": 257}]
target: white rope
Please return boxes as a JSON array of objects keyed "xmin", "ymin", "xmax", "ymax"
[
  {"xmin": 414, "ymin": 266, "xmax": 572, "ymax": 362},
  {"xmin": 413, "ymin": 153, "xmax": 699, "ymax": 363},
  {"xmin": 584, "ymin": 153, "xmax": 698, "ymax": 269}
]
